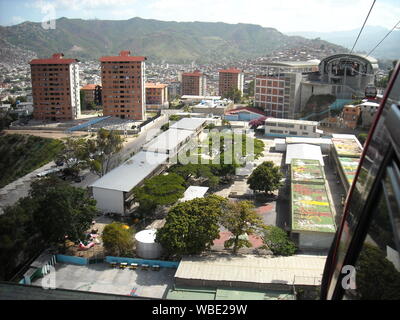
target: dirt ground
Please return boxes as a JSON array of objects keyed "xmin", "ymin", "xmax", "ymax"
[
  {"xmin": 65, "ymin": 215, "xmax": 114, "ymax": 259},
  {"xmin": 4, "ymin": 129, "xmax": 88, "ymax": 139}
]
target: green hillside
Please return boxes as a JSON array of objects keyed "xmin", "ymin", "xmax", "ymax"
[
  {"xmin": 0, "ymin": 134, "xmax": 64, "ymax": 188},
  {"xmin": 0, "ymin": 17, "xmax": 345, "ymax": 63}
]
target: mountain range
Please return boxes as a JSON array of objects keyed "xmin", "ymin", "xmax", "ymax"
[
  {"xmin": 287, "ymin": 26, "xmax": 399, "ymax": 60},
  {"xmin": 0, "ymin": 17, "xmax": 346, "ymax": 63}
]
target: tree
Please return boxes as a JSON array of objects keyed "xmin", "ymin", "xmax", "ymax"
[
  {"xmin": 29, "ymin": 176, "xmax": 97, "ymax": 246},
  {"xmin": 56, "ymin": 137, "xmax": 89, "ymax": 176},
  {"xmin": 262, "ymin": 226, "xmax": 297, "ymax": 256},
  {"xmin": 133, "ymin": 173, "xmax": 186, "ymax": 213},
  {"xmin": 156, "ymin": 195, "xmax": 227, "ymax": 256},
  {"xmin": 102, "ymin": 222, "xmax": 134, "ymax": 257},
  {"xmin": 87, "ymin": 128, "xmax": 124, "ymax": 176},
  {"xmin": 248, "ymin": 161, "xmax": 283, "ymax": 194},
  {"xmin": 247, "ymin": 80, "xmax": 255, "ymax": 97},
  {"xmin": 355, "ymin": 243, "xmax": 400, "ymax": 300},
  {"xmin": 220, "ymin": 200, "xmax": 265, "ymax": 254},
  {"xmin": 224, "ymin": 88, "xmax": 242, "ymax": 103}
]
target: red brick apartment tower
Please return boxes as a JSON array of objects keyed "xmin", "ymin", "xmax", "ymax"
[
  {"xmin": 30, "ymin": 53, "xmax": 81, "ymax": 121},
  {"xmin": 181, "ymin": 70, "xmax": 206, "ymax": 96},
  {"xmin": 100, "ymin": 51, "xmax": 146, "ymax": 120},
  {"xmin": 219, "ymin": 68, "xmax": 244, "ymax": 97}
]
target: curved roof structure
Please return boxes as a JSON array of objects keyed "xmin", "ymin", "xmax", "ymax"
[{"xmin": 319, "ymin": 53, "xmax": 379, "ymax": 74}]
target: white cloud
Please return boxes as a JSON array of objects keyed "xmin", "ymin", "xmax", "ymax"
[
  {"xmin": 11, "ymin": 16, "xmax": 25, "ymax": 24},
  {"xmin": 146, "ymin": 0, "xmax": 400, "ymax": 32}
]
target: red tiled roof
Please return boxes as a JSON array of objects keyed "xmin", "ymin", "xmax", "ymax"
[
  {"xmin": 146, "ymin": 82, "xmax": 168, "ymax": 89},
  {"xmin": 219, "ymin": 68, "xmax": 241, "ymax": 73},
  {"xmin": 30, "ymin": 53, "xmax": 77, "ymax": 65},
  {"xmin": 225, "ymin": 107, "xmax": 266, "ymax": 116},
  {"xmin": 99, "ymin": 51, "xmax": 146, "ymax": 62},
  {"xmin": 81, "ymin": 84, "xmax": 99, "ymax": 90}
]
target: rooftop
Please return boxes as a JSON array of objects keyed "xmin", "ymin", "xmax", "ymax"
[
  {"xmin": 143, "ymin": 128, "xmax": 195, "ymax": 154},
  {"xmin": 90, "ymin": 151, "xmax": 168, "ymax": 192},
  {"xmin": 181, "ymin": 95, "xmax": 221, "ymax": 100},
  {"xmin": 81, "ymin": 84, "xmax": 98, "ymax": 90},
  {"xmin": 219, "ymin": 68, "xmax": 242, "ymax": 74},
  {"xmin": 331, "ymin": 136, "xmax": 363, "ymax": 158},
  {"xmin": 169, "ymin": 117, "xmax": 207, "ymax": 131},
  {"xmin": 338, "ymin": 157, "xmax": 360, "ymax": 186},
  {"xmin": 266, "ymin": 118, "xmax": 319, "ymax": 126},
  {"xmin": 291, "ymin": 159, "xmax": 325, "ymax": 184},
  {"xmin": 30, "ymin": 53, "xmax": 78, "ymax": 65},
  {"xmin": 146, "ymin": 82, "xmax": 168, "ymax": 89},
  {"xmin": 286, "ymin": 137, "xmax": 332, "ymax": 145},
  {"xmin": 181, "ymin": 186, "xmax": 209, "ymax": 202},
  {"xmin": 285, "ymin": 144, "xmax": 324, "ymax": 166},
  {"xmin": 174, "ymin": 254, "xmax": 327, "ymax": 287},
  {"xmin": 291, "ymin": 181, "xmax": 335, "ymax": 233},
  {"xmin": 99, "ymin": 50, "xmax": 146, "ymax": 62},
  {"xmin": 226, "ymin": 107, "xmax": 266, "ymax": 116}
]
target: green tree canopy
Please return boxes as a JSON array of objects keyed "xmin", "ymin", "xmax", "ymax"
[
  {"xmin": 262, "ymin": 226, "xmax": 297, "ymax": 256},
  {"xmin": 247, "ymin": 161, "xmax": 283, "ymax": 194},
  {"xmin": 224, "ymin": 87, "xmax": 242, "ymax": 103},
  {"xmin": 102, "ymin": 222, "xmax": 134, "ymax": 257},
  {"xmin": 30, "ymin": 176, "xmax": 97, "ymax": 245},
  {"xmin": 355, "ymin": 243, "xmax": 400, "ymax": 300},
  {"xmin": 220, "ymin": 200, "xmax": 265, "ymax": 254},
  {"xmin": 133, "ymin": 173, "xmax": 186, "ymax": 213},
  {"xmin": 156, "ymin": 195, "xmax": 227, "ymax": 256},
  {"xmin": 87, "ymin": 128, "xmax": 125, "ymax": 176},
  {"xmin": 56, "ymin": 137, "xmax": 90, "ymax": 175}
]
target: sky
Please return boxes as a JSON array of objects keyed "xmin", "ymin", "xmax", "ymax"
[{"xmin": 0, "ymin": 0, "xmax": 399, "ymax": 33}]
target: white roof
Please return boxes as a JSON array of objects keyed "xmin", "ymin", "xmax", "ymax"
[
  {"xmin": 135, "ymin": 229, "xmax": 157, "ymax": 244},
  {"xmin": 143, "ymin": 128, "xmax": 194, "ymax": 154},
  {"xmin": 181, "ymin": 186, "xmax": 209, "ymax": 202},
  {"xmin": 331, "ymin": 133, "xmax": 358, "ymax": 139},
  {"xmin": 90, "ymin": 151, "xmax": 168, "ymax": 192},
  {"xmin": 358, "ymin": 101, "xmax": 380, "ymax": 107},
  {"xmin": 286, "ymin": 137, "xmax": 332, "ymax": 145},
  {"xmin": 169, "ymin": 117, "xmax": 206, "ymax": 131},
  {"xmin": 285, "ymin": 143, "xmax": 324, "ymax": 166},
  {"xmin": 266, "ymin": 118, "xmax": 318, "ymax": 126},
  {"xmin": 175, "ymin": 254, "xmax": 327, "ymax": 286},
  {"xmin": 181, "ymin": 95, "xmax": 221, "ymax": 100},
  {"xmin": 274, "ymin": 138, "xmax": 286, "ymax": 144}
]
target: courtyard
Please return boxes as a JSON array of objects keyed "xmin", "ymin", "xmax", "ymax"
[{"xmin": 32, "ymin": 262, "xmax": 176, "ymax": 299}]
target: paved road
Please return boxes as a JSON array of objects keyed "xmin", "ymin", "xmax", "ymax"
[{"xmin": 0, "ymin": 115, "xmax": 170, "ymax": 210}]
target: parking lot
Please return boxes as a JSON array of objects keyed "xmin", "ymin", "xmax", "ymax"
[{"xmin": 32, "ymin": 263, "xmax": 176, "ymax": 299}]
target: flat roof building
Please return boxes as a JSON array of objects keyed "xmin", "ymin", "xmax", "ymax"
[
  {"xmin": 265, "ymin": 118, "xmax": 322, "ymax": 138},
  {"xmin": 174, "ymin": 254, "xmax": 327, "ymax": 291},
  {"xmin": 90, "ymin": 151, "xmax": 168, "ymax": 214},
  {"xmin": 330, "ymin": 134, "xmax": 363, "ymax": 193},
  {"xmin": 285, "ymin": 144, "xmax": 324, "ymax": 166},
  {"xmin": 290, "ymin": 159, "xmax": 336, "ymax": 251},
  {"xmin": 145, "ymin": 82, "xmax": 168, "ymax": 110},
  {"xmin": 142, "ymin": 128, "xmax": 195, "ymax": 155},
  {"xmin": 30, "ymin": 53, "xmax": 81, "ymax": 121},
  {"xmin": 100, "ymin": 51, "xmax": 146, "ymax": 120}
]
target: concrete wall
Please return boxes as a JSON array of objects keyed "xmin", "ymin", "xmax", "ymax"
[
  {"xmin": 92, "ymin": 187, "xmax": 125, "ymax": 214},
  {"xmin": 299, "ymin": 82, "xmax": 333, "ymax": 115},
  {"xmin": 295, "ymin": 231, "xmax": 335, "ymax": 251},
  {"xmin": 105, "ymin": 256, "xmax": 179, "ymax": 268}
]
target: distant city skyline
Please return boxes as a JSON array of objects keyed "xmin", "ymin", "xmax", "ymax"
[{"xmin": 1, "ymin": 0, "xmax": 399, "ymax": 33}]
